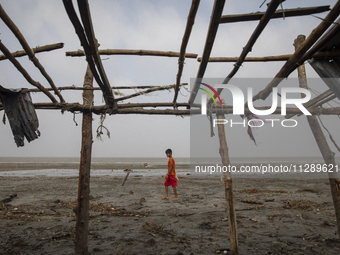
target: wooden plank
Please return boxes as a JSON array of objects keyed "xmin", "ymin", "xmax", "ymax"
[{"xmin": 220, "ymin": 6, "xmax": 330, "ymax": 23}]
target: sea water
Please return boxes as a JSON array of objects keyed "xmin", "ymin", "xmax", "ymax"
[{"xmin": 0, "ymin": 157, "xmax": 339, "ymax": 179}]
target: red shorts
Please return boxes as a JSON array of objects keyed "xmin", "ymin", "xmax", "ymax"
[{"xmin": 164, "ymin": 175, "xmax": 178, "ymax": 187}]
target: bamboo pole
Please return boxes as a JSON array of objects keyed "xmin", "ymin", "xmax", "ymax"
[
  {"xmin": 75, "ymin": 64, "xmax": 94, "ymax": 254},
  {"xmin": 77, "ymin": 0, "xmax": 114, "ymax": 108},
  {"xmin": 66, "ymin": 49, "xmax": 198, "ymax": 58},
  {"xmin": 115, "ymin": 84, "xmax": 185, "ymax": 102},
  {"xmin": 216, "ymin": 113, "xmax": 239, "ymax": 255},
  {"xmin": 2, "ymin": 102, "xmax": 340, "ymax": 116},
  {"xmin": 173, "ymin": 0, "xmax": 200, "ymax": 104},
  {"xmin": 212, "ymin": 0, "xmax": 284, "ymax": 103},
  {"xmin": 0, "ymin": 43, "xmax": 64, "ymax": 61},
  {"xmin": 294, "ymin": 34, "xmax": 340, "ymax": 239},
  {"xmin": 21, "ymin": 83, "xmax": 188, "ymax": 92},
  {"xmin": 188, "ymin": 0, "xmax": 226, "ymax": 106},
  {"xmin": 62, "ymin": 0, "xmax": 115, "ymax": 108},
  {"xmin": 295, "ymin": 20, "xmax": 340, "ymax": 69},
  {"xmin": 0, "ymin": 4, "xmax": 65, "ymax": 103},
  {"xmin": 253, "ymin": 0, "xmax": 340, "ymax": 101},
  {"xmin": 197, "ymin": 50, "xmax": 340, "ymax": 62},
  {"xmin": 0, "ymin": 41, "xmax": 57, "ymax": 103},
  {"xmin": 220, "ymin": 6, "xmax": 330, "ymax": 23}
]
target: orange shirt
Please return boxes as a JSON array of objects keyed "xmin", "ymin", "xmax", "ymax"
[{"xmin": 168, "ymin": 157, "xmax": 176, "ymax": 176}]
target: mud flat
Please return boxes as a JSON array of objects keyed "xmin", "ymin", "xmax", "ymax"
[{"xmin": 0, "ymin": 174, "xmax": 339, "ymax": 254}]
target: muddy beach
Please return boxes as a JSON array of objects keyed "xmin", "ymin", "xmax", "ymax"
[{"xmin": 0, "ymin": 172, "xmax": 340, "ymax": 254}]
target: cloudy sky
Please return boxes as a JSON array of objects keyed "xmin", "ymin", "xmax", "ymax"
[{"xmin": 1, "ymin": 0, "xmax": 340, "ymax": 159}]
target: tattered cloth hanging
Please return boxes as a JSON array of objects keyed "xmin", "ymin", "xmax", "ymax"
[{"xmin": 0, "ymin": 85, "xmax": 40, "ymax": 147}]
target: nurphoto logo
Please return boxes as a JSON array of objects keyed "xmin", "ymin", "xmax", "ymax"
[{"xmin": 200, "ymin": 83, "xmax": 311, "ymax": 116}]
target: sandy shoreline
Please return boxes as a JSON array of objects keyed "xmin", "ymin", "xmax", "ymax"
[{"xmin": 1, "ymin": 173, "xmax": 340, "ymax": 254}]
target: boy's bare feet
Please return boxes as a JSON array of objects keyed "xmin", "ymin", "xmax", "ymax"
[
  {"xmin": 162, "ymin": 196, "xmax": 169, "ymax": 199},
  {"xmin": 171, "ymin": 197, "xmax": 179, "ymax": 201}
]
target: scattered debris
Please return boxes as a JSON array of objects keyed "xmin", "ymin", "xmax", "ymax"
[
  {"xmin": 240, "ymin": 199, "xmax": 263, "ymax": 205},
  {"xmin": 1, "ymin": 194, "xmax": 17, "ymax": 203},
  {"xmin": 142, "ymin": 221, "xmax": 174, "ymax": 237}
]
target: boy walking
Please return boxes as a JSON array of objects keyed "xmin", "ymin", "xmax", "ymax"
[{"xmin": 162, "ymin": 149, "xmax": 178, "ymax": 200}]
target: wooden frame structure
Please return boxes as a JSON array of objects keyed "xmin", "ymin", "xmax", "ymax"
[{"xmin": 1, "ymin": 1, "xmax": 340, "ymax": 254}]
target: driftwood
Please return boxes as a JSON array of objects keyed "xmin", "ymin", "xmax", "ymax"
[
  {"xmin": 0, "ymin": 41, "xmax": 57, "ymax": 103},
  {"xmin": 0, "ymin": 4, "xmax": 65, "ymax": 103},
  {"xmin": 173, "ymin": 0, "xmax": 200, "ymax": 104},
  {"xmin": 197, "ymin": 50, "xmax": 340, "ymax": 62},
  {"xmin": 66, "ymin": 49, "xmax": 198, "ymax": 58},
  {"xmin": 219, "ymin": 6, "xmax": 330, "ymax": 23},
  {"xmin": 0, "ymin": 43, "xmax": 64, "ymax": 61},
  {"xmin": 188, "ymin": 0, "xmax": 226, "ymax": 106},
  {"xmin": 122, "ymin": 170, "xmax": 132, "ymax": 186},
  {"xmin": 253, "ymin": 1, "xmax": 340, "ymax": 101}
]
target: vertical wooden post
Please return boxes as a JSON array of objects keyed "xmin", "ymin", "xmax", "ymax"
[
  {"xmin": 295, "ymin": 34, "xmax": 340, "ymax": 238},
  {"xmin": 75, "ymin": 64, "xmax": 94, "ymax": 254},
  {"xmin": 216, "ymin": 113, "xmax": 239, "ymax": 255}
]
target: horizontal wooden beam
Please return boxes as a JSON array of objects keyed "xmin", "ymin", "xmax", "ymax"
[
  {"xmin": 66, "ymin": 49, "xmax": 198, "ymax": 58},
  {"xmin": 220, "ymin": 5, "xmax": 330, "ymax": 23},
  {"xmin": 21, "ymin": 83, "xmax": 188, "ymax": 93},
  {"xmin": 2, "ymin": 102, "xmax": 340, "ymax": 116},
  {"xmin": 197, "ymin": 50, "xmax": 340, "ymax": 62},
  {"xmin": 0, "ymin": 43, "xmax": 64, "ymax": 61}
]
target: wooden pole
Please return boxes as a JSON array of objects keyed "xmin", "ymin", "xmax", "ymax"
[
  {"xmin": 197, "ymin": 50, "xmax": 340, "ymax": 62},
  {"xmin": 66, "ymin": 49, "xmax": 198, "ymax": 58},
  {"xmin": 213, "ymin": 0, "xmax": 282, "ymax": 103},
  {"xmin": 0, "ymin": 4, "xmax": 65, "ymax": 103},
  {"xmin": 173, "ymin": 0, "xmax": 200, "ymax": 104},
  {"xmin": 21, "ymin": 83, "xmax": 188, "ymax": 92},
  {"xmin": 0, "ymin": 41, "xmax": 57, "ymax": 103},
  {"xmin": 0, "ymin": 43, "xmax": 64, "ymax": 61},
  {"xmin": 216, "ymin": 113, "xmax": 239, "ymax": 255},
  {"xmin": 253, "ymin": 1, "xmax": 340, "ymax": 101},
  {"xmin": 62, "ymin": 0, "xmax": 115, "ymax": 108},
  {"xmin": 219, "ymin": 5, "xmax": 330, "ymax": 23},
  {"xmin": 188, "ymin": 0, "xmax": 226, "ymax": 106},
  {"xmin": 75, "ymin": 64, "xmax": 94, "ymax": 254},
  {"xmin": 294, "ymin": 34, "xmax": 340, "ymax": 239}
]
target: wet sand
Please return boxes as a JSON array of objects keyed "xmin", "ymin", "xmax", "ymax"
[{"xmin": 0, "ymin": 170, "xmax": 340, "ymax": 254}]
